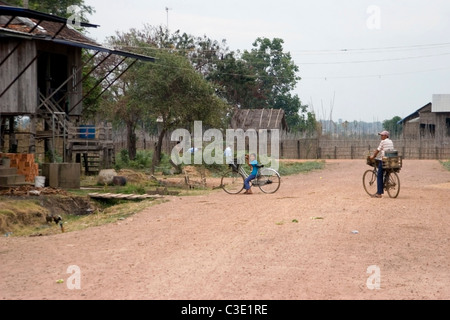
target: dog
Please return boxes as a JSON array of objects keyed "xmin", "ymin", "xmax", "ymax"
[{"xmin": 46, "ymin": 214, "xmax": 62, "ymax": 225}]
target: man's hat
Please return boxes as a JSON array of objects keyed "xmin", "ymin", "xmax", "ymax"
[{"xmin": 378, "ymin": 131, "xmax": 390, "ymax": 137}]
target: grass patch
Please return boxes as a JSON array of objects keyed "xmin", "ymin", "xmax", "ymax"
[
  {"xmin": 278, "ymin": 161, "xmax": 326, "ymax": 176},
  {"xmin": 55, "ymin": 199, "xmax": 168, "ymax": 235},
  {"xmin": 441, "ymin": 160, "xmax": 450, "ymax": 171},
  {"xmin": 0, "ymin": 198, "xmax": 50, "ymax": 236},
  {"xmin": 1, "ymin": 197, "xmax": 168, "ymax": 237}
]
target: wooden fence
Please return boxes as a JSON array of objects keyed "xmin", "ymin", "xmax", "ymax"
[
  {"xmin": 113, "ymin": 128, "xmax": 450, "ymax": 161},
  {"xmin": 280, "ymin": 138, "xmax": 450, "ymax": 160}
]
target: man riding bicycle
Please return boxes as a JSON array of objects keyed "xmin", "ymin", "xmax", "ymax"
[{"xmin": 370, "ymin": 131, "xmax": 394, "ymax": 198}]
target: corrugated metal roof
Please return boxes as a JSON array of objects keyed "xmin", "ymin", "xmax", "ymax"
[
  {"xmin": 432, "ymin": 94, "xmax": 450, "ymax": 112},
  {"xmin": 231, "ymin": 108, "xmax": 288, "ymax": 132},
  {"xmin": 0, "ymin": 4, "xmax": 99, "ymax": 28},
  {"xmin": 0, "ymin": 4, "xmax": 155, "ymax": 62},
  {"xmin": 397, "ymin": 103, "xmax": 432, "ymax": 125}
]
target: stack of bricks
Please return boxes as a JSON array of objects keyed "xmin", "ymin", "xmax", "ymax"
[{"xmin": 1, "ymin": 153, "xmax": 39, "ymax": 182}]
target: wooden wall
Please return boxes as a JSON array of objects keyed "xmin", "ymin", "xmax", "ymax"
[
  {"xmin": 0, "ymin": 39, "xmax": 83, "ymax": 116},
  {"xmin": 0, "ymin": 39, "xmax": 37, "ymax": 115}
]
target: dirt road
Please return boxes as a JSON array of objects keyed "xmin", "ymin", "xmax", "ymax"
[{"xmin": 1, "ymin": 160, "xmax": 449, "ymax": 300}]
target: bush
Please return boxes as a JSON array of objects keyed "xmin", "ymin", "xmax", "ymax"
[{"xmin": 115, "ymin": 150, "xmax": 153, "ymax": 171}]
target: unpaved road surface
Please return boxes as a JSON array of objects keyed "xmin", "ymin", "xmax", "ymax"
[{"xmin": 1, "ymin": 160, "xmax": 449, "ymax": 300}]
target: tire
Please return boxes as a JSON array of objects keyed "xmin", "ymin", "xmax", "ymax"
[
  {"xmin": 221, "ymin": 170, "xmax": 245, "ymax": 195},
  {"xmin": 256, "ymin": 168, "xmax": 281, "ymax": 194},
  {"xmin": 363, "ymin": 170, "xmax": 377, "ymax": 196},
  {"xmin": 385, "ymin": 172, "xmax": 401, "ymax": 199}
]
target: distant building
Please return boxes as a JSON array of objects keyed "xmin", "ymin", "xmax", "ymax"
[
  {"xmin": 231, "ymin": 108, "xmax": 289, "ymax": 135},
  {"xmin": 398, "ymin": 94, "xmax": 450, "ymax": 142}
]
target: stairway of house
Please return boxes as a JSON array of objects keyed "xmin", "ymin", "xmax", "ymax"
[
  {"xmin": 37, "ymin": 93, "xmax": 69, "ymax": 140},
  {"xmin": 0, "ymin": 157, "xmax": 33, "ymax": 189}
]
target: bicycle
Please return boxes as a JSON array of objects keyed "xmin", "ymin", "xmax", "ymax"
[
  {"xmin": 363, "ymin": 156, "xmax": 401, "ymax": 198},
  {"xmin": 221, "ymin": 158, "xmax": 281, "ymax": 195}
]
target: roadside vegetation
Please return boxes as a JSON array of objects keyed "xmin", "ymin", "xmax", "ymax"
[
  {"xmin": 1, "ymin": 151, "xmax": 325, "ymax": 238},
  {"xmin": 441, "ymin": 160, "xmax": 450, "ymax": 171}
]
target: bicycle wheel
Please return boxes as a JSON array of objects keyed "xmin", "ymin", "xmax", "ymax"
[
  {"xmin": 385, "ymin": 171, "xmax": 401, "ymax": 199},
  {"xmin": 256, "ymin": 168, "xmax": 281, "ymax": 194},
  {"xmin": 363, "ymin": 170, "xmax": 378, "ymax": 196},
  {"xmin": 221, "ymin": 170, "xmax": 245, "ymax": 194}
]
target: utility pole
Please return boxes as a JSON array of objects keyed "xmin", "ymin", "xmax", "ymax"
[{"xmin": 165, "ymin": 7, "xmax": 172, "ymax": 30}]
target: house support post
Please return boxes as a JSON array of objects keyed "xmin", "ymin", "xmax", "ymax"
[{"xmin": 28, "ymin": 114, "xmax": 36, "ymax": 154}]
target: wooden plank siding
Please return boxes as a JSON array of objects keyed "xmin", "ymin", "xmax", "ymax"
[
  {"xmin": 0, "ymin": 39, "xmax": 83, "ymax": 116},
  {"xmin": 36, "ymin": 41, "xmax": 84, "ymax": 116},
  {"xmin": 0, "ymin": 38, "xmax": 37, "ymax": 114}
]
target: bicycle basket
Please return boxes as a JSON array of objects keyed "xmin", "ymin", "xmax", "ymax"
[
  {"xmin": 382, "ymin": 156, "xmax": 402, "ymax": 170},
  {"xmin": 366, "ymin": 156, "xmax": 376, "ymax": 168}
]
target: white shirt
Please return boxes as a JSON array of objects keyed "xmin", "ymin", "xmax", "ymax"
[
  {"xmin": 224, "ymin": 147, "xmax": 233, "ymax": 164},
  {"xmin": 377, "ymin": 138, "xmax": 394, "ymax": 160}
]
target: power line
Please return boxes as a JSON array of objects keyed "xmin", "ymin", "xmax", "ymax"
[
  {"xmin": 290, "ymin": 42, "xmax": 450, "ymax": 55},
  {"xmin": 297, "ymin": 51, "xmax": 450, "ymax": 65},
  {"xmin": 302, "ymin": 65, "xmax": 450, "ymax": 80},
  {"xmin": 95, "ymin": 42, "xmax": 450, "ymax": 81}
]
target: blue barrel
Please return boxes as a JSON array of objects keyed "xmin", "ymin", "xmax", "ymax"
[{"xmin": 79, "ymin": 125, "xmax": 96, "ymax": 139}]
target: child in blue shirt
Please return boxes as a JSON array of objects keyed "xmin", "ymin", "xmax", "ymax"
[{"xmin": 244, "ymin": 153, "xmax": 259, "ymax": 195}]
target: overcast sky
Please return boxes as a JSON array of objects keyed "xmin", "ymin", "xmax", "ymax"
[{"xmin": 83, "ymin": 0, "xmax": 450, "ymax": 122}]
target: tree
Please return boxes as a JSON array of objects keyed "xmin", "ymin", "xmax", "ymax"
[
  {"xmin": 383, "ymin": 116, "xmax": 403, "ymax": 139},
  {"xmin": 208, "ymin": 52, "xmax": 259, "ymax": 110},
  {"xmin": 209, "ymin": 37, "xmax": 317, "ymax": 135},
  {"xmin": 242, "ymin": 38, "xmax": 300, "ymax": 105},
  {"xmin": 101, "ymin": 28, "xmax": 230, "ymax": 171},
  {"xmin": 93, "ymin": 30, "xmax": 152, "ymax": 161},
  {"xmin": 130, "ymin": 48, "xmax": 230, "ymax": 172},
  {"xmin": 242, "ymin": 38, "xmax": 315, "ymax": 131}
]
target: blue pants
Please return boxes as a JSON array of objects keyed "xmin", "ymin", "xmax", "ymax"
[
  {"xmin": 377, "ymin": 160, "xmax": 384, "ymax": 195},
  {"xmin": 245, "ymin": 174, "xmax": 256, "ymax": 190}
]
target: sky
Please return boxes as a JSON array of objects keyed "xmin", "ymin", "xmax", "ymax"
[{"xmin": 82, "ymin": 0, "xmax": 450, "ymax": 122}]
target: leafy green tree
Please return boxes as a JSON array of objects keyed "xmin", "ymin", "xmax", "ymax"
[
  {"xmin": 208, "ymin": 52, "xmax": 259, "ymax": 110},
  {"xmin": 242, "ymin": 38, "xmax": 300, "ymax": 106},
  {"xmin": 241, "ymin": 38, "xmax": 314, "ymax": 131},
  {"xmin": 130, "ymin": 48, "xmax": 230, "ymax": 172},
  {"xmin": 102, "ymin": 28, "xmax": 230, "ymax": 171},
  {"xmin": 208, "ymin": 37, "xmax": 317, "ymax": 135},
  {"xmin": 383, "ymin": 116, "xmax": 403, "ymax": 139}
]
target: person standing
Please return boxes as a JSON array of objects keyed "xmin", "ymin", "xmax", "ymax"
[
  {"xmin": 224, "ymin": 145, "xmax": 233, "ymax": 164},
  {"xmin": 370, "ymin": 131, "xmax": 394, "ymax": 198}
]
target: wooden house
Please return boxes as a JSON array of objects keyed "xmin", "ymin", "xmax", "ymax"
[
  {"xmin": 231, "ymin": 108, "xmax": 289, "ymax": 135},
  {"xmin": 0, "ymin": 2, "xmax": 154, "ymax": 177},
  {"xmin": 230, "ymin": 108, "xmax": 288, "ymax": 157},
  {"xmin": 398, "ymin": 95, "xmax": 450, "ymax": 142}
]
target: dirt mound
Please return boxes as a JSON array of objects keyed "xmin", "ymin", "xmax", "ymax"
[
  {"xmin": 0, "ymin": 193, "xmax": 96, "ymax": 235},
  {"xmin": 117, "ymin": 169, "xmax": 151, "ymax": 184},
  {"xmin": 0, "ymin": 199, "xmax": 49, "ymax": 234}
]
